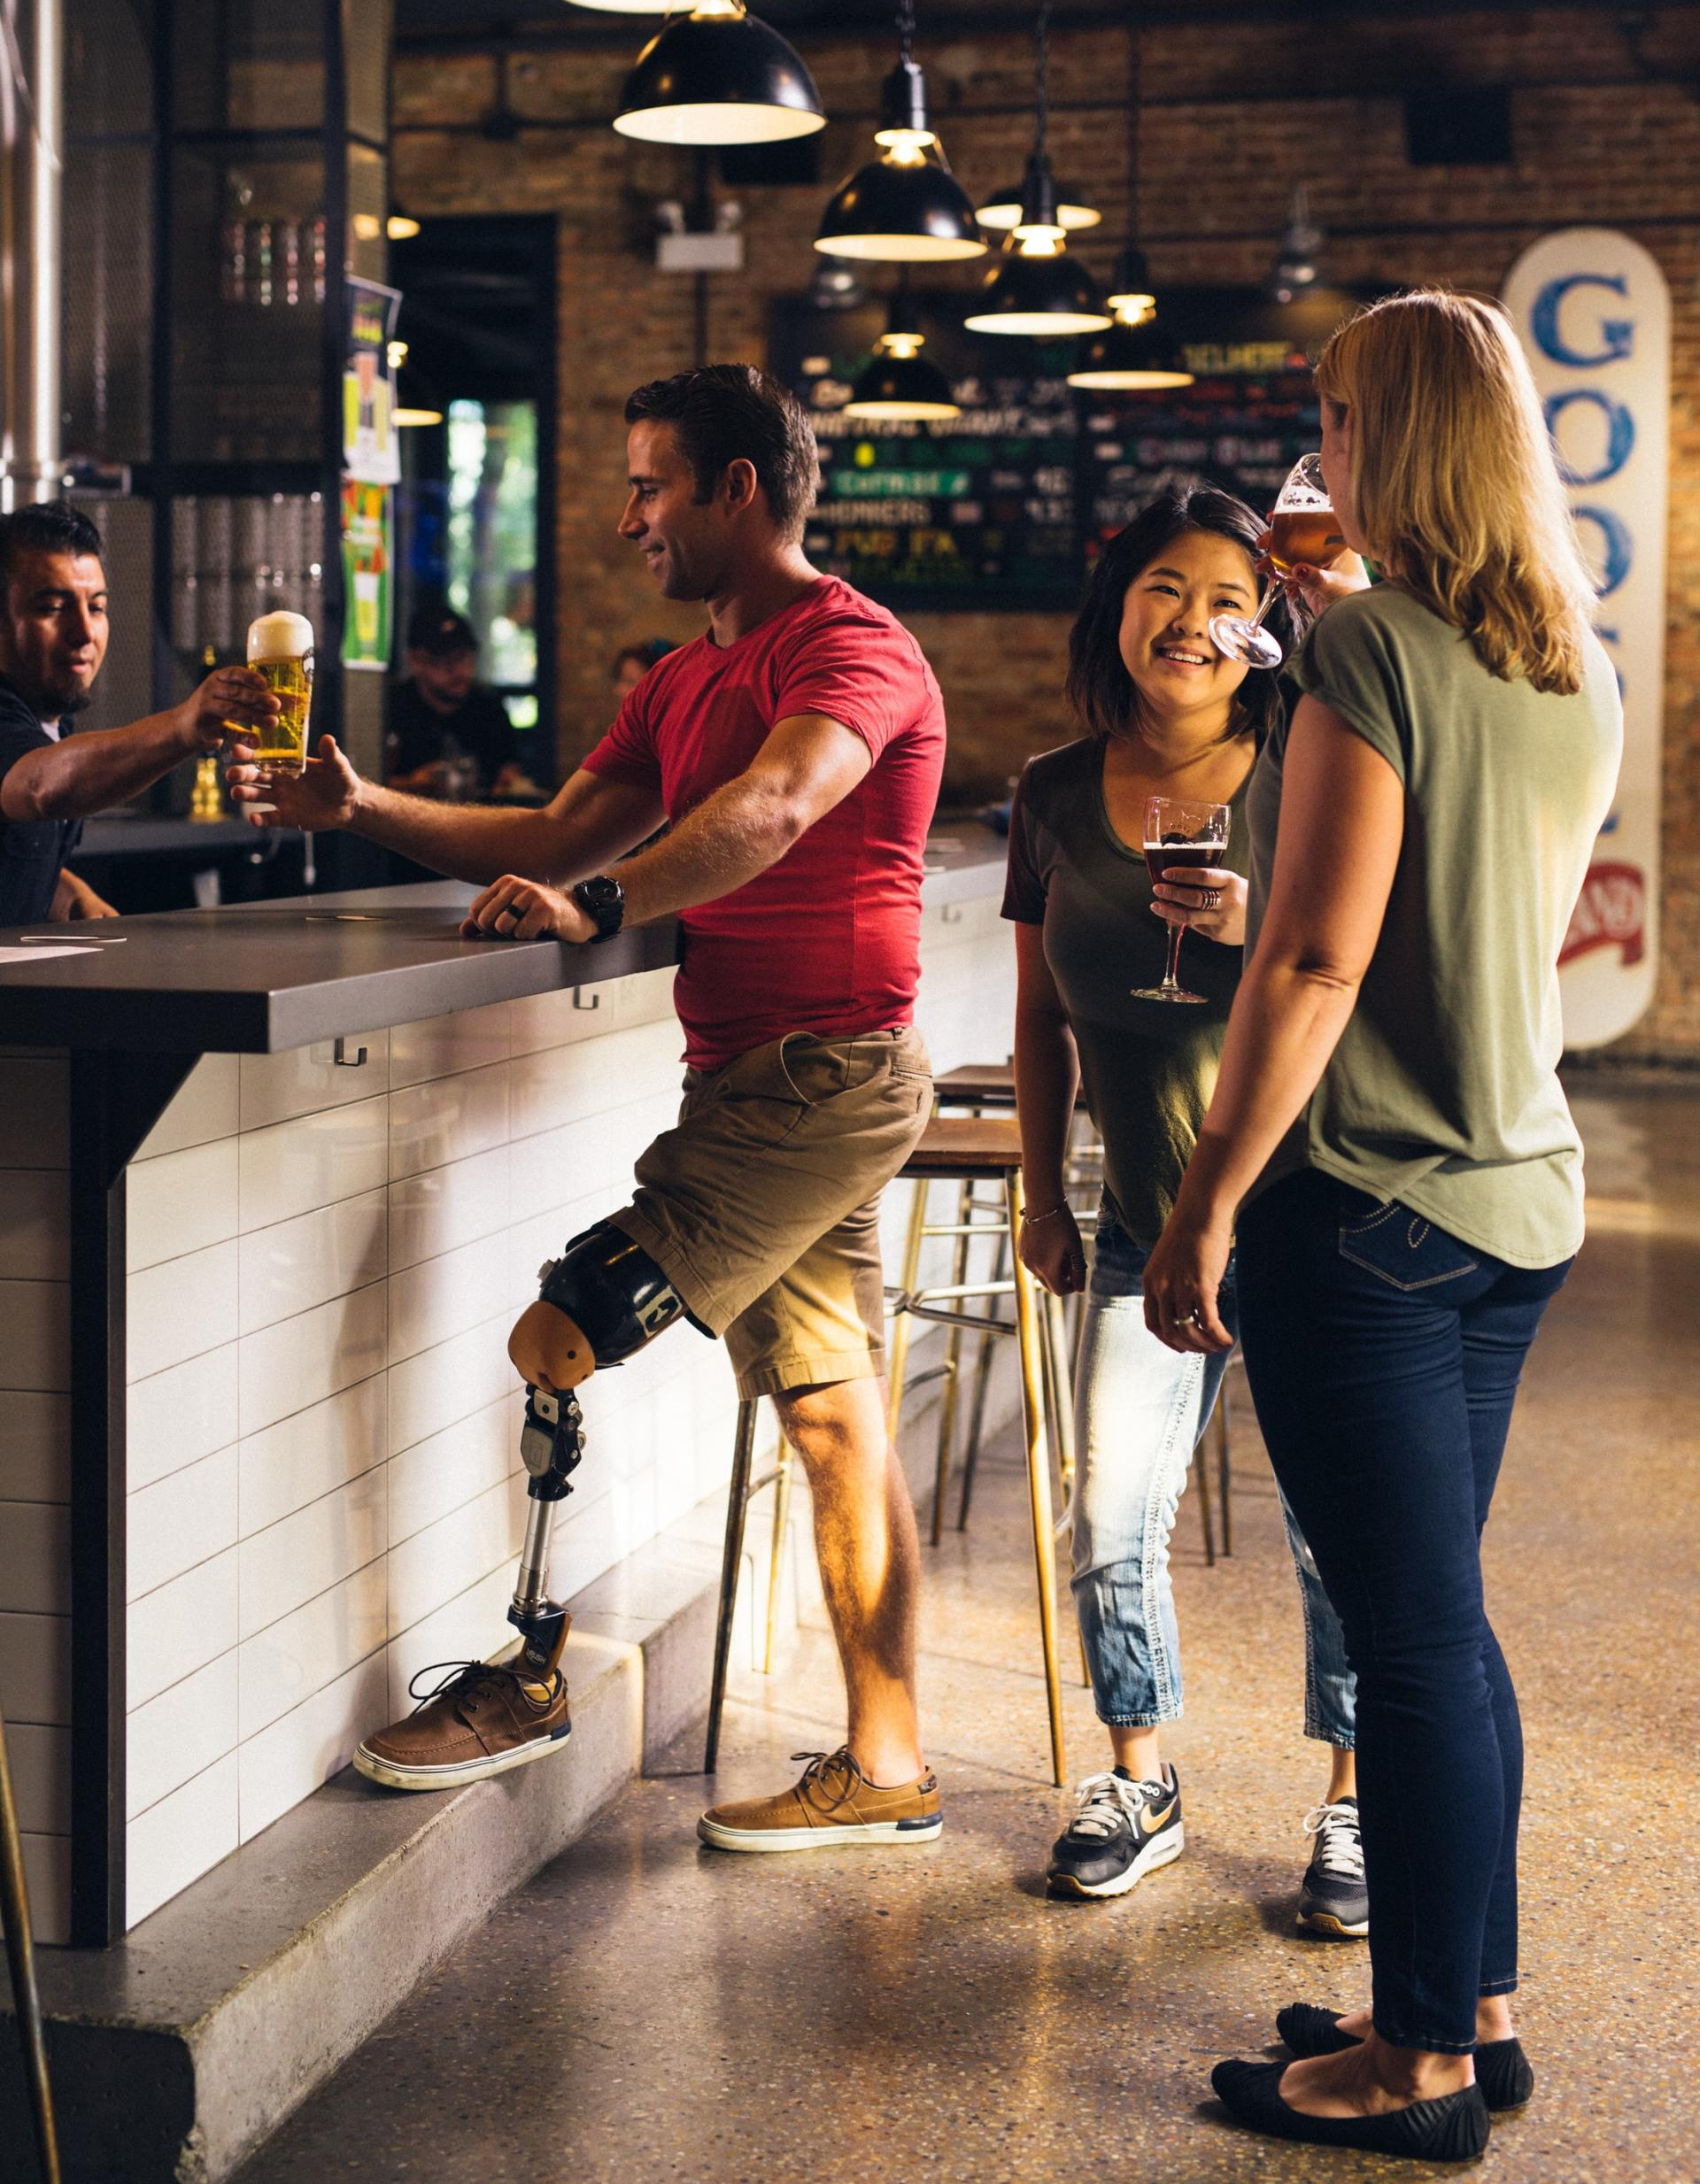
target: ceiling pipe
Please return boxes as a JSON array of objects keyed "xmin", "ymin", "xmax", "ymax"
[{"xmin": 0, "ymin": 0, "xmax": 63, "ymax": 509}]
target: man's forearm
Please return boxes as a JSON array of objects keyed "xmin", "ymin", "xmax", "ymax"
[
  {"xmin": 3, "ymin": 711, "xmax": 188, "ymax": 822},
  {"xmin": 347, "ymin": 779, "xmax": 600, "ymax": 886},
  {"xmin": 613, "ymin": 775, "xmax": 800, "ymax": 925}
]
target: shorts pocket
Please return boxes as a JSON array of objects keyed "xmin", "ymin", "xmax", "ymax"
[{"xmin": 1338, "ymin": 1200, "xmax": 1479, "ymax": 1292}]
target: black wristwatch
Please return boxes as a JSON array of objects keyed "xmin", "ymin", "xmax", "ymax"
[{"xmin": 571, "ymin": 873, "xmax": 625, "ymax": 942}]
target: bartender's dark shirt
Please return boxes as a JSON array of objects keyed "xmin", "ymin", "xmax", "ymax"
[
  {"xmin": 384, "ymin": 679, "xmax": 517, "ymax": 793},
  {"xmin": 0, "ymin": 679, "xmax": 80, "ymax": 927}
]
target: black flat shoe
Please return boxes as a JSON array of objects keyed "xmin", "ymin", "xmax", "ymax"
[
  {"xmin": 1210, "ymin": 2057, "xmax": 1491, "ymax": 2162},
  {"xmin": 1275, "ymin": 2003, "xmax": 1535, "ymax": 2111}
]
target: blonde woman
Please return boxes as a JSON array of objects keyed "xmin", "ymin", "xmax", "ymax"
[{"xmin": 1143, "ymin": 292, "xmax": 1621, "ymax": 2159}]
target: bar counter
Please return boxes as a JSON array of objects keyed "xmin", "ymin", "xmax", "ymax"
[{"xmin": 0, "ymin": 829, "xmax": 1012, "ymax": 1948}]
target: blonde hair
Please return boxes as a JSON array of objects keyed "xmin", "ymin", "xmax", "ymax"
[{"xmin": 1315, "ymin": 290, "xmax": 1596, "ymax": 695}]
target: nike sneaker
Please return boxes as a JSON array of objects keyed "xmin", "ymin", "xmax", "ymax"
[
  {"xmin": 1047, "ymin": 1763, "xmax": 1184, "ymax": 1899},
  {"xmin": 1296, "ymin": 1795, "xmax": 1369, "ymax": 1937}
]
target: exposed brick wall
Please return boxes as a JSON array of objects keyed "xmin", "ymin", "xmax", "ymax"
[{"xmin": 393, "ymin": 5, "xmax": 1700, "ymax": 1058}]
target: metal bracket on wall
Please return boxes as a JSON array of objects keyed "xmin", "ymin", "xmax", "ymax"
[
  {"xmin": 333, "ymin": 1038, "xmax": 367, "ymax": 1066},
  {"xmin": 571, "ymin": 987, "xmax": 600, "ymax": 1011}
]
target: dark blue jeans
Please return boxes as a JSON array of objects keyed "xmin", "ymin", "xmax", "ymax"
[{"xmin": 1236, "ymin": 1169, "xmax": 1571, "ymax": 2052}]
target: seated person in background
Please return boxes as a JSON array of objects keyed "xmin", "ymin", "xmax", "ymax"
[
  {"xmin": 384, "ymin": 605, "xmax": 534, "ymax": 800},
  {"xmin": 611, "ymin": 636, "xmax": 675, "ymax": 708},
  {"xmin": 0, "ymin": 499, "xmax": 276, "ymax": 927}
]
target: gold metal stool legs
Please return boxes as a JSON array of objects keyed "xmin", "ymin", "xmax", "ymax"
[
  {"xmin": 1, "ymin": 1699, "xmax": 62, "ymax": 2184},
  {"xmin": 1008, "ymin": 1171, "xmax": 1067, "ymax": 1787}
]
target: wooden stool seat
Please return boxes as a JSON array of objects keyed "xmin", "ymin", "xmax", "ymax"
[
  {"xmin": 900, "ymin": 1115, "xmax": 1024, "ymax": 1177},
  {"xmin": 933, "ymin": 1061, "xmax": 1086, "ymax": 1112}
]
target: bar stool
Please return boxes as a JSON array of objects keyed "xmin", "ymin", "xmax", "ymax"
[
  {"xmin": 888, "ymin": 1066, "xmax": 1086, "ymax": 1549},
  {"xmin": 889, "ymin": 1115, "xmax": 1068, "ymax": 1784},
  {"xmin": 704, "ymin": 1401, "xmax": 793, "ymax": 1773}
]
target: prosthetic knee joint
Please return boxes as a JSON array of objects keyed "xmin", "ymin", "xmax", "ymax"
[{"xmin": 507, "ymin": 1222, "xmax": 695, "ymax": 1675}]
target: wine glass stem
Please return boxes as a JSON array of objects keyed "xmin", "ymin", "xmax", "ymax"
[
  {"xmin": 1243, "ymin": 583, "xmax": 1278, "ymax": 636},
  {"xmin": 1163, "ymin": 917, "xmax": 1186, "ymax": 994}
]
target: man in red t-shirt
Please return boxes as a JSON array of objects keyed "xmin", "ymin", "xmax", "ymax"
[{"xmin": 228, "ymin": 366, "xmax": 947, "ymax": 1851}]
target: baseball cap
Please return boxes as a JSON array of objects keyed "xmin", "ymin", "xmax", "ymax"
[{"xmin": 407, "ymin": 605, "xmax": 478, "ymax": 657}]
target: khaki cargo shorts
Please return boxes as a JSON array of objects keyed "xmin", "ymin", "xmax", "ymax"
[{"xmin": 608, "ymin": 1026, "xmax": 932, "ymax": 1399}]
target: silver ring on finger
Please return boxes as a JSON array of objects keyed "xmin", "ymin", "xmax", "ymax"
[{"xmin": 1202, "ymin": 889, "xmax": 1221, "ymax": 911}]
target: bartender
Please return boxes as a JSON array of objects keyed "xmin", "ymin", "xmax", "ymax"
[
  {"xmin": 0, "ymin": 500, "xmax": 278, "ymax": 927},
  {"xmin": 384, "ymin": 605, "xmax": 531, "ymax": 799}
]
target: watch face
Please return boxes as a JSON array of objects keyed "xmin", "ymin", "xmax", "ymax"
[{"xmin": 583, "ymin": 877, "xmax": 620, "ymax": 908}]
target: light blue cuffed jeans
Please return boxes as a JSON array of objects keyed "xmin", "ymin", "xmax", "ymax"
[{"xmin": 1070, "ymin": 1206, "xmax": 1356, "ymax": 1743}]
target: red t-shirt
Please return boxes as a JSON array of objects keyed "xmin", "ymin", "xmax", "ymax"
[{"xmin": 583, "ymin": 576, "xmax": 946, "ymax": 1069}]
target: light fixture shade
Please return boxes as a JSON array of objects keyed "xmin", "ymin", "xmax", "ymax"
[
  {"xmin": 1067, "ymin": 317, "xmax": 1194, "ymax": 390},
  {"xmin": 963, "ymin": 243, "xmax": 1111, "ymax": 336},
  {"xmin": 975, "ymin": 180, "xmax": 1100, "ymax": 232},
  {"xmin": 562, "ymin": 0, "xmax": 673, "ymax": 11},
  {"xmin": 815, "ymin": 155, "xmax": 985, "ymax": 263},
  {"xmin": 614, "ymin": 11, "xmax": 825, "ymax": 147},
  {"xmin": 845, "ymin": 350, "xmax": 961, "ymax": 420}
]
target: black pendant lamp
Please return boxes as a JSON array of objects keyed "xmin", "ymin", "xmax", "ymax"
[
  {"xmin": 1067, "ymin": 31, "xmax": 1194, "ymax": 390},
  {"xmin": 815, "ymin": 2, "xmax": 984, "ymax": 262},
  {"xmin": 614, "ymin": 1, "xmax": 826, "ymax": 148},
  {"xmin": 975, "ymin": 157, "xmax": 1101, "ymax": 237},
  {"xmin": 963, "ymin": 4, "xmax": 1109, "ymax": 338},
  {"xmin": 845, "ymin": 290, "xmax": 961, "ymax": 420}
]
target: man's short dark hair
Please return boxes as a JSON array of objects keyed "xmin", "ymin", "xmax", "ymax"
[
  {"xmin": 0, "ymin": 499, "xmax": 104, "ymax": 585},
  {"xmin": 624, "ymin": 365, "xmax": 819, "ymax": 542}
]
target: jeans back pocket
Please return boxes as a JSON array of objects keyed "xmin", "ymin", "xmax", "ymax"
[{"xmin": 1338, "ymin": 1192, "xmax": 1479, "ymax": 1293}]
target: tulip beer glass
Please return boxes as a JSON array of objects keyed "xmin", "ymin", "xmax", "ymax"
[
  {"xmin": 1132, "ymin": 795, "xmax": 1232, "ymax": 1006},
  {"xmin": 1208, "ymin": 452, "xmax": 1343, "ymax": 672}
]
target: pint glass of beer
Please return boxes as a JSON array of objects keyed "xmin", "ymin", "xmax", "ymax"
[{"xmin": 246, "ymin": 610, "xmax": 314, "ymax": 774}]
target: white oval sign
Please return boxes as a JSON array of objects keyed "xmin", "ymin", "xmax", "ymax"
[{"xmin": 1502, "ymin": 228, "xmax": 1668, "ymax": 1049}]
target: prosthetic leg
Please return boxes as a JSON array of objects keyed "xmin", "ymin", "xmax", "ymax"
[{"xmin": 354, "ymin": 1222, "xmax": 701, "ymax": 1791}]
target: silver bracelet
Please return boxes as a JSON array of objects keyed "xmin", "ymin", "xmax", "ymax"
[{"xmin": 1021, "ymin": 1201, "xmax": 1070, "ymax": 1225}]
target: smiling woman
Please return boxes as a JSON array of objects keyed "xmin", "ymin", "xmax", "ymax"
[{"xmin": 1000, "ymin": 486, "xmax": 1357, "ymax": 1912}]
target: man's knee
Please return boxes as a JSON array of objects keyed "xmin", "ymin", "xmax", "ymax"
[{"xmin": 511, "ymin": 1220, "xmax": 706, "ymax": 1389}]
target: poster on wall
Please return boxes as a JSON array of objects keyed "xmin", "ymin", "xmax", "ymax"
[
  {"xmin": 344, "ymin": 276, "xmax": 401, "ymax": 487},
  {"xmin": 1503, "ymin": 231, "xmax": 1668, "ymax": 1051},
  {"xmin": 341, "ymin": 477, "xmax": 393, "ymax": 671}
]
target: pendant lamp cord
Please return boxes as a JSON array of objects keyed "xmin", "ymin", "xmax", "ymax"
[
  {"xmin": 895, "ymin": 0, "xmax": 916, "ymax": 66},
  {"xmin": 1033, "ymin": 0, "xmax": 1051, "ymax": 158},
  {"xmin": 1124, "ymin": 15, "xmax": 1140, "ymax": 230}
]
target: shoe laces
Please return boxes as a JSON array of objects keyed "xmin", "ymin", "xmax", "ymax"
[
  {"xmin": 1066, "ymin": 1769, "xmax": 1168, "ymax": 1840},
  {"xmin": 407, "ymin": 1658, "xmax": 557, "ymax": 1725},
  {"xmin": 791, "ymin": 1748, "xmax": 866, "ymax": 1813},
  {"xmin": 1302, "ymin": 1799, "xmax": 1365, "ymax": 1878}
]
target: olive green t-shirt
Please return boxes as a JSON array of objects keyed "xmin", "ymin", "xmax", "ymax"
[
  {"xmin": 1003, "ymin": 735, "xmax": 1250, "ymax": 1249},
  {"xmin": 1247, "ymin": 585, "xmax": 1622, "ymax": 1269}
]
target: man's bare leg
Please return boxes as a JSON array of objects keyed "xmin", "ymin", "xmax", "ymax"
[{"xmin": 770, "ymin": 1376, "xmax": 923, "ymax": 1785}]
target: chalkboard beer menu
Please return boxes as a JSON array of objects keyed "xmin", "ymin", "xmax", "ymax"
[
  {"xmin": 772, "ymin": 293, "xmax": 1084, "ymax": 612},
  {"xmin": 773, "ymin": 285, "xmax": 1377, "ymax": 613}
]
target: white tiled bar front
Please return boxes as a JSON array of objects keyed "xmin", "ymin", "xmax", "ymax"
[{"xmin": 0, "ymin": 867, "xmax": 1016, "ymax": 1945}]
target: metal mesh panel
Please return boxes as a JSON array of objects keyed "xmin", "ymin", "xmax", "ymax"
[
  {"xmin": 63, "ymin": 143, "xmax": 154, "ymax": 464},
  {"xmin": 172, "ymin": 0, "xmax": 329, "ymax": 133},
  {"xmin": 170, "ymin": 143, "xmax": 323, "ymax": 464},
  {"xmin": 344, "ymin": 0, "xmax": 394, "ymax": 145},
  {"xmin": 66, "ymin": 0, "xmax": 155, "ymax": 136},
  {"xmin": 68, "ymin": 498, "xmax": 153, "ymax": 738}
]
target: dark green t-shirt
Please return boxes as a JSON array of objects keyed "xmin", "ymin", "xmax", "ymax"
[{"xmin": 1003, "ymin": 735, "xmax": 1250, "ymax": 1248}]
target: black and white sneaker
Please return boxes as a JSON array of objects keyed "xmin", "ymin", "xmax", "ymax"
[
  {"xmin": 1296, "ymin": 1796, "xmax": 1369, "ymax": 1938},
  {"xmin": 1047, "ymin": 1764, "xmax": 1184, "ymax": 1899}
]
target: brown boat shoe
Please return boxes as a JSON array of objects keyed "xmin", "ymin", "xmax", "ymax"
[
  {"xmin": 354, "ymin": 1624, "xmax": 573, "ymax": 1792},
  {"xmin": 697, "ymin": 1747, "xmax": 942, "ymax": 1853}
]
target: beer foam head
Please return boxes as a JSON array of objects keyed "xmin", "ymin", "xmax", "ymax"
[{"xmin": 248, "ymin": 610, "xmax": 313, "ymax": 661}]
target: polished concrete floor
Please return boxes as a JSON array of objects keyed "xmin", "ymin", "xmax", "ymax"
[{"xmin": 237, "ymin": 1082, "xmax": 1699, "ymax": 2184}]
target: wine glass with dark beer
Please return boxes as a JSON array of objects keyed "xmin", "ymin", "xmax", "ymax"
[
  {"xmin": 1208, "ymin": 452, "xmax": 1344, "ymax": 670},
  {"xmin": 1133, "ymin": 795, "xmax": 1232, "ymax": 1005}
]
